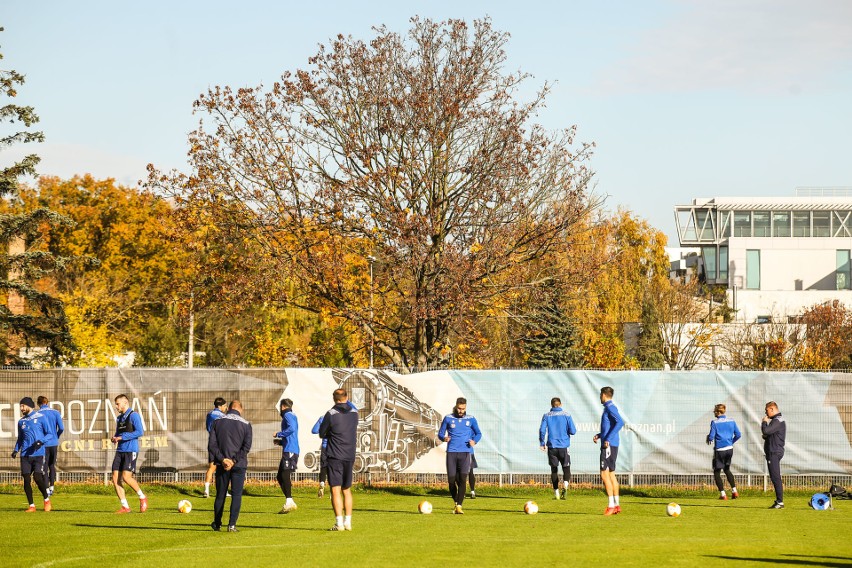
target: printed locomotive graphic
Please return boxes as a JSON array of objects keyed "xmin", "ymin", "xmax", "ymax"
[{"xmin": 303, "ymin": 369, "xmax": 441, "ymax": 472}]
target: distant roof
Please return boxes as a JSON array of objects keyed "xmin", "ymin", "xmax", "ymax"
[{"xmin": 682, "ymin": 196, "xmax": 852, "ymax": 211}]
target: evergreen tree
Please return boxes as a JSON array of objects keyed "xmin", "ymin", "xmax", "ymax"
[
  {"xmin": 636, "ymin": 295, "xmax": 665, "ymax": 368},
  {"xmin": 0, "ymin": 27, "xmax": 75, "ymax": 364},
  {"xmin": 523, "ymin": 303, "xmax": 584, "ymax": 369}
]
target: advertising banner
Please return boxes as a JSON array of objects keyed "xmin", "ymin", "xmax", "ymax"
[{"xmin": 1, "ymin": 368, "xmax": 850, "ymax": 476}]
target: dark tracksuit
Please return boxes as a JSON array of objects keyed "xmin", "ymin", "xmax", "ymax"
[
  {"xmin": 208, "ymin": 410, "xmax": 252, "ymax": 528},
  {"xmin": 438, "ymin": 412, "xmax": 482, "ymax": 505},
  {"xmin": 14, "ymin": 411, "xmax": 51, "ymax": 504},
  {"xmin": 761, "ymin": 413, "xmax": 786, "ymax": 504},
  {"xmin": 318, "ymin": 402, "xmax": 359, "ymax": 489},
  {"xmin": 38, "ymin": 404, "xmax": 64, "ymax": 488}
]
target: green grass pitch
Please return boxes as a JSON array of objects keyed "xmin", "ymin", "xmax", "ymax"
[{"xmin": 1, "ymin": 484, "xmax": 850, "ymax": 567}]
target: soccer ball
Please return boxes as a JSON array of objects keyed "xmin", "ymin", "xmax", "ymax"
[
  {"xmin": 178, "ymin": 499, "xmax": 192, "ymax": 514},
  {"xmin": 418, "ymin": 500, "xmax": 433, "ymax": 514},
  {"xmin": 666, "ymin": 502, "xmax": 681, "ymax": 517},
  {"xmin": 524, "ymin": 500, "xmax": 539, "ymax": 515}
]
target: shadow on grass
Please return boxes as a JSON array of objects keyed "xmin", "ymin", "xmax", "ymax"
[{"xmin": 703, "ymin": 555, "xmax": 852, "ymax": 567}]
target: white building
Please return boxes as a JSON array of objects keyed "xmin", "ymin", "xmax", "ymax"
[{"xmin": 674, "ymin": 188, "xmax": 852, "ymax": 322}]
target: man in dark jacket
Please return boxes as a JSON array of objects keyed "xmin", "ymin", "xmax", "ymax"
[
  {"xmin": 761, "ymin": 401, "xmax": 786, "ymax": 509},
  {"xmin": 318, "ymin": 388, "xmax": 358, "ymax": 531},
  {"xmin": 208, "ymin": 400, "xmax": 252, "ymax": 532}
]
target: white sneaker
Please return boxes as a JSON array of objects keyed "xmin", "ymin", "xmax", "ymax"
[
  {"xmin": 344, "ymin": 522, "xmax": 352, "ymax": 531},
  {"xmin": 203, "ymin": 491, "xmax": 209, "ymax": 498},
  {"xmin": 554, "ymin": 490, "xmax": 561, "ymax": 500}
]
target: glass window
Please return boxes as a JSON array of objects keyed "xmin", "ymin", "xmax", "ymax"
[
  {"xmin": 753, "ymin": 211, "xmax": 770, "ymax": 237},
  {"xmin": 734, "ymin": 212, "xmax": 751, "ymax": 237},
  {"xmin": 813, "ymin": 211, "xmax": 830, "ymax": 237},
  {"xmin": 746, "ymin": 250, "xmax": 760, "ymax": 290},
  {"xmin": 833, "ymin": 211, "xmax": 851, "ymax": 237},
  {"xmin": 772, "ymin": 211, "xmax": 791, "ymax": 237},
  {"xmin": 793, "ymin": 211, "xmax": 810, "ymax": 237},
  {"xmin": 697, "ymin": 209, "xmax": 714, "ymax": 241},
  {"xmin": 838, "ymin": 250, "xmax": 851, "ymax": 290},
  {"xmin": 719, "ymin": 211, "xmax": 731, "ymax": 238},
  {"xmin": 719, "ymin": 246, "xmax": 728, "ymax": 280},
  {"xmin": 702, "ymin": 246, "xmax": 717, "ymax": 280},
  {"xmin": 678, "ymin": 209, "xmax": 696, "ymax": 241}
]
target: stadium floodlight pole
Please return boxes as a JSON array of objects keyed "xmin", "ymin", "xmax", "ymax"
[{"xmin": 368, "ymin": 255, "xmax": 376, "ymax": 369}]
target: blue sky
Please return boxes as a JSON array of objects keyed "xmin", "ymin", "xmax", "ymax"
[{"xmin": 3, "ymin": 0, "xmax": 851, "ymax": 242}]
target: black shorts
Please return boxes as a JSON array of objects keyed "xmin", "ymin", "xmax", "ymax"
[
  {"xmin": 712, "ymin": 448, "xmax": 734, "ymax": 470},
  {"xmin": 112, "ymin": 451, "xmax": 138, "ymax": 473},
  {"xmin": 548, "ymin": 447, "xmax": 571, "ymax": 468},
  {"xmin": 446, "ymin": 452, "xmax": 472, "ymax": 476},
  {"xmin": 280, "ymin": 452, "xmax": 299, "ymax": 471},
  {"xmin": 327, "ymin": 458, "xmax": 354, "ymax": 489},
  {"xmin": 599, "ymin": 445, "xmax": 618, "ymax": 472},
  {"xmin": 20, "ymin": 455, "xmax": 45, "ymax": 476}
]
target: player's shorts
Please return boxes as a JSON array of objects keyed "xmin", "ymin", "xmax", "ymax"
[
  {"xmin": 280, "ymin": 452, "xmax": 299, "ymax": 471},
  {"xmin": 446, "ymin": 452, "xmax": 472, "ymax": 476},
  {"xmin": 548, "ymin": 447, "xmax": 571, "ymax": 468},
  {"xmin": 327, "ymin": 458, "xmax": 354, "ymax": 489},
  {"xmin": 20, "ymin": 455, "xmax": 45, "ymax": 476},
  {"xmin": 470, "ymin": 454, "xmax": 478, "ymax": 469},
  {"xmin": 599, "ymin": 445, "xmax": 618, "ymax": 472},
  {"xmin": 112, "ymin": 451, "xmax": 138, "ymax": 473},
  {"xmin": 712, "ymin": 448, "xmax": 734, "ymax": 470}
]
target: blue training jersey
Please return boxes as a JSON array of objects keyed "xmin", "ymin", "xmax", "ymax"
[
  {"xmin": 275, "ymin": 409, "xmax": 300, "ymax": 454},
  {"xmin": 114, "ymin": 409, "xmax": 145, "ymax": 453},
  {"xmin": 438, "ymin": 413, "xmax": 482, "ymax": 453},
  {"xmin": 206, "ymin": 408, "xmax": 226, "ymax": 433},
  {"xmin": 539, "ymin": 407, "xmax": 577, "ymax": 448},
  {"xmin": 38, "ymin": 404, "xmax": 64, "ymax": 447},
  {"xmin": 15, "ymin": 411, "xmax": 50, "ymax": 457},
  {"xmin": 599, "ymin": 400, "xmax": 624, "ymax": 447},
  {"xmin": 707, "ymin": 414, "xmax": 741, "ymax": 450}
]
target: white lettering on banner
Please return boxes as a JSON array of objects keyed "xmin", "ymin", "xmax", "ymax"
[
  {"xmin": 623, "ymin": 421, "xmax": 677, "ymax": 435},
  {"xmin": 67, "ymin": 400, "xmax": 85, "ymax": 435},
  {"xmin": 0, "ymin": 403, "xmax": 10, "ymax": 438},
  {"xmin": 88, "ymin": 398, "xmax": 103, "ymax": 434}
]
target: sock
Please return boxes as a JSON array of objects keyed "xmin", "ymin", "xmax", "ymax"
[
  {"xmin": 614, "ymin": 495, "xmax": 620, "ymax": 506},
  {"xmin": 608, "ymin": 496, "xmax": 615, "ymax": 507},
  {"xmin": 137, "ymin": 490, "xmax": 146, "ymax": 499},
  {"xmin": 732, "ymin": 487, "xmax": 738, "ymax": 494},
  {"xmin": 563, "ymin": 480, "xmax": 569, "ymax": 489},
  {"xmin": 286, "ymin": 498, "xmax": 295, "ymax": 505},
  {"xmin": 344, "ymin": 515, "xmax": 351, "ymax": 525},
  {"xmin": 205, "ymin": 483, "xmax": 210, "ymax": 492},
  {"xmin": 555, "ymin": 489, "xmax": 560, "ymax": 498},
  {"xmin": 29, "ymin": 503, "xmax": 35, "ymax": 507},
  {"xmin": 120, "ymin": 499, "xmax": 129, "ymax": 508},
  {"xmin": 721, "ymin": 490, "xmax": 727, "ymax": 497},
  {"xmin": 320, "ymin": 481, "xmax": 325, "ymax": 487},
  {"xmin": 335, "ymin": 515, "xmax": 343, "ymax": 527},
  {"xmin": 44, "ymin": 497, "xmax": 50, "ymax": 502}
]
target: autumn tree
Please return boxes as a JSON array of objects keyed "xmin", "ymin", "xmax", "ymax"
[
  {"xmin": 0, "ymin": 28, "xmax": 75, "ymax": 364},
  {"xmin": 655, "ymin": 280, "xmax": 717, "ymax": 370},
  {"xmin": 149, "ymin": 18, "xmax": 596, "ymax": 372},
  {"xmin": 798, "ymin": 300, "xmax": 852, "ymax": 369}
]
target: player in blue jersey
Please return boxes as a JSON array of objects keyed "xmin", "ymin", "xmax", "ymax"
[
  {"xmin": 275, "ymin": 398, "xmax": 300, "ymax": 513},
  {"xmin": 706, "ymin": 403, "xmax": 741, "ymax": 500},
  {"xmin": 540, "ymin": 397, "xmax": 577, "ymax": 500},
  {"xmin": 593, "ymin": 386, "xmax": 624, "ymax": 515},
  {"xmin": 110, "ymin": 394, "xmax": 148, "ymax": 513},
  {"xmin": 437, "ymin": 397, "xmax": 482, "ymax": 514},
  {"xmin": 36, "ymin": 395, "xmax": 64, "ymax": 497},
  {"xmin": 204, "ymin": 397, "xmax": 228, "ymax": 497},
  {"xmin": 12, "ymin": 397, "xmax": 52, "ymax": 512}
]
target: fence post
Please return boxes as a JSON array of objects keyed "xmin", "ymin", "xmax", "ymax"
[
  {"xmin": 763, "ymin": 474, "xmax": 768, "ymax": 493},
  {"xmin": 629, "ymin": 472, "xmax": 634, "ymax": 488},
  {"xmin": 499, "ymin": 473, "xmax": 503, "ymax": 488}
]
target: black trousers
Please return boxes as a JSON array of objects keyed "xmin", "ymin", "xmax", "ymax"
[
  {"xmin": 44, "ymin": 446, "xmax": 58, "ymax": 487},
  {"xmin": 766, "ymin": 452, "xmax": 784, "ymax": 503},
  {"xmin": 213, "ymin": 466, "xmax": 246, "ymax": 528}
]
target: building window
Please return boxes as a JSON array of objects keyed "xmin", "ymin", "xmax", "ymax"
[
  {"xmin": 793, "ymin": 211, "xmax": 810, "ymax": 237},
  {"xmin": 838, "ymin": 250, "xmax": 851, "ymax": 290},
  {"xmin": 746, "ymin": 250, "xmax": 760, "ymax": 289},
  {"xmin": 719, "ymin": 246, "xmax": 728, "ymax": 280},
  {"xmin": 753, "ymin": 211, "xmax": 770, "ymax": 237},
  {"xmin": 813, "ymin": 211, "xmax": 831, "ymax": 237},
  {"xmin": 734, "ymin": 212, "xmax": 751, "ymax": 237},
  {"xmin": 719, "ymin": 211, "xmax": 731, "ymax": 238},
  {"xmin": 833, "ymin": 211, "xmax": 851, "ymax": 237},
  {"xmin": 702, "ymin": 246, "xmax": 717, "ymax": 280},
  {"xmin": 772, "ymin": 211, "xmax": 791, "ymax": 237}
]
